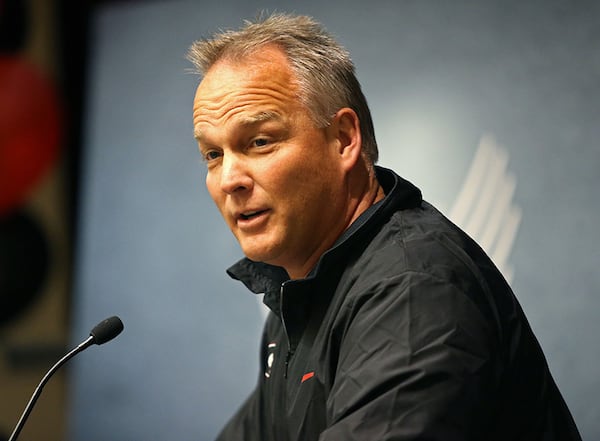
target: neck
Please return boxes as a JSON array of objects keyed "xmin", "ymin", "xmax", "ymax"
[
  {"xmin": 286, "ymin": 162, "xmax": 383, "ymax": 280},
  {"xmin": 346, "ymin": 162, "xmax": 384, "ymax": 226}
]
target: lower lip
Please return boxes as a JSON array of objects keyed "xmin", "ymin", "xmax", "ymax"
[{"xmin": 237, "ymin": 211, "xmax": 269, "ymax": 230}]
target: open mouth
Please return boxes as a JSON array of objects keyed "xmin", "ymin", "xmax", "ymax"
[{"xmin": 239, "ymin": 210, "xmax": 267, "ymax": 221}]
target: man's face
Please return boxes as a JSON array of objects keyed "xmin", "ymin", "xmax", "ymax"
[{"xmin": 192, "ymin": 47, "xmax": 349, "ymax": 278}]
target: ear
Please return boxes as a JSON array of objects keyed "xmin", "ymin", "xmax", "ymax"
[{"xmin": 329, "ymin": 107, "xmax": 362, "ymax": 171}]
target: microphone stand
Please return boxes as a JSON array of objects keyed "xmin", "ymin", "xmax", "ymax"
[{"xmin": 8, "ymin": 336, "xmax": 94, "ymax": 441}]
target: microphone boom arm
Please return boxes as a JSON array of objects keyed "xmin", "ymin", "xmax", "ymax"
[
  {"xmin": 8, "ymin": 315, "xmax": 123, "ymax": 441},
  {"xmin": 8, "ymin": 336, "xmax": 94, "ymax": 441}
]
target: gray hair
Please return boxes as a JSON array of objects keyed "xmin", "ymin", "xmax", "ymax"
[{"xmin": 187, "ymin": 12, "xmax": 378, "ymax": 165}]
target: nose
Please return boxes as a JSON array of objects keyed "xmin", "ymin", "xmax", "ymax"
[{"xmin": 219, "ymin": 152, "xmax": 253, "ymax": 194}]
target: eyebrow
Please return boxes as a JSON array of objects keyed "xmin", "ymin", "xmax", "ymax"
[
  {"xmin": 194, "ymin": 111, "xmax": 284, "ymax": 141},
  {"xmin": 241, "ymin": 110, "xmax": 283, "ymax": 125}
]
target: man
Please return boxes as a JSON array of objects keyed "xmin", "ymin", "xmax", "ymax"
[{"xmin": 188, "ymin": 13, "xmax": 581, "ymax": 441}]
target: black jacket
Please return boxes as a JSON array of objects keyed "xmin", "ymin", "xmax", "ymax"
[{"xmin": 217, "ymin": 167, "xmax": 581, "ymax": 441}]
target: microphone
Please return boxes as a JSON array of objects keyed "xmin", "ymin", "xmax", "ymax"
[{"xmin": 8, "ymin": 316, "xmax": 124, "ymax": 441}]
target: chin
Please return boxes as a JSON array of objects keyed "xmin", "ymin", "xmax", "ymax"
[{"xmin": 241, "ymin": 243, "xmax": 282, "ymax": 266}]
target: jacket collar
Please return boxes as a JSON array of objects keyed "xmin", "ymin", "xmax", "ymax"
[{"xmin": 226, "ymin": 166, "xmax": 422, "ymax": 315}]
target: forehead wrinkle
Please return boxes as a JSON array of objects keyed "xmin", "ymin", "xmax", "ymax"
[
  {"xmin": 194, "ymin": 89, "xmax": 291, "ymax": 138},
  {"xmin": 193, "ymin": 54, "xmax": 300, "ymax": 142},
  {"xmin": 198, "ymin": 80, "xmax": 294, "ymax": 112},
  {"xmin": 194, "ymin": 109, "xmax": 283, "ymax": 142}
]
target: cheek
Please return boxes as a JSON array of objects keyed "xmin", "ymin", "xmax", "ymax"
[
  {"xmin": 273, "ymin": 167, "xmax": 330, "ymax": 216},
  {"xmin": 206, "ymin": 174, "xmax": 224, "ymax": 208}
]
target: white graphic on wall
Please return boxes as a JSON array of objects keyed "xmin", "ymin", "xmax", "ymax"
[{"xmin": 449, "ymin": 135, "xmax": 522, "ymax": 284}]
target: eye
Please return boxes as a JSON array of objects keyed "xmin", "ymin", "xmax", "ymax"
[
  {"xmin": 202, "ymin": 149, "xmax": 222, "ymax": 162},
  {"xmin": 252, "ymin": 138, "xmax": 269, "ymax": 147}
]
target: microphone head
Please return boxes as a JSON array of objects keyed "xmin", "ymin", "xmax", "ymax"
[{"xmin": 89, "ymin": 316, "xmax": 124, "ymax": 345}]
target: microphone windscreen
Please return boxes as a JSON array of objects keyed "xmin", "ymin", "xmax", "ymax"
[{"xmin": 89, "ymin": 316, "xmax": 124, "ymax": 345}]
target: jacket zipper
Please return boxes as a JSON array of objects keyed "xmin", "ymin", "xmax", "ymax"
[{"xmin": 280, "ymin": 283, "xmax": 294, "ymax": 379}]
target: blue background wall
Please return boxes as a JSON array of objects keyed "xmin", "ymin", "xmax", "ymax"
[{"xmin": 68, "ymin": 1, "xmax": 599, "ymax": 440}]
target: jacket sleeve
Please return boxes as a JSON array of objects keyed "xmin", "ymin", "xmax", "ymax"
[
  {"xmin": 215, "ymin": 386, "xmax": 262, "ymax": 441},
  {"xmin": 215, "ymin": 316, "xmax": 272, "ymax": 441},
  {"xmin": 319, "ymin": 271, "xmax": 501, "ymax": 441}
]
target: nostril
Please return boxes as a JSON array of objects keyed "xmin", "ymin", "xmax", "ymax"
[
  {"xmin": 231, "ymin": 183, "xmax": 249, "ymax": 194},
  {"xmin": 221, "ymin": 176, "xmax": 252, "ymax": 194}
]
